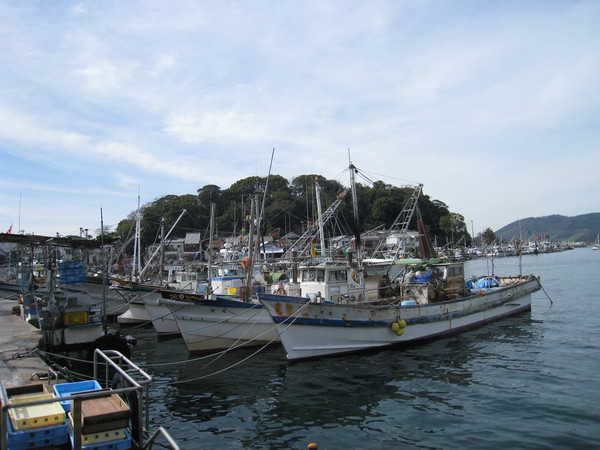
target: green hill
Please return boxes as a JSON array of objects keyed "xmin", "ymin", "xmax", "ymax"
[{"xmin": 495, "ymin": 213, "xmax": 600, "ymax": 243}]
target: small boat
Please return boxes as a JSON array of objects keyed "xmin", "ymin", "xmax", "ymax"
[{"xmin": 258, "ymin": 260, "xmax": 541, "ymax": 361}]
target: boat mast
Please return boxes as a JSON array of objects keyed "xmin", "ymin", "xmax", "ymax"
[
  {"xmin": 348, "ymin": 159, "xmax": 363, "ymax": 274},
  {"xmin": 245, "ymin": 149, "xmax": 275, "ymax": 297},
  {"xmin": 243, "ymin": 195, "xmax": 256, "ymax": 299},
  {"xmin": 207, "ymin": 203, "xmax": 215, "ymax": 295},
  {"xmin": 132, "ymin": 194, "xmax": 141, "ymax": 282},
  {"xmin": 314, "ymin": 178, "xmax": 326, "ymax": 256},
  {"xmin": 101, "ymin": 207, "xmax": 108, "ymax": 333},
  {"xmin": 158, "ymin": 218, "xmax": 165, "ymax": 285}
]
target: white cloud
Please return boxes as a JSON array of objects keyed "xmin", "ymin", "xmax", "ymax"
[{"xmin": 0, "ymin": 0, "xmax": 598, "ymax": 235}]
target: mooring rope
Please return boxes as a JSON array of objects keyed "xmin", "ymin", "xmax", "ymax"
[
  {"xmin": 167, "ymin": 299, "xmax": 312, "ymax": 384},
  {"xmin": 539, "ymin": 282, "xmax": 554, "ymax": 304}
]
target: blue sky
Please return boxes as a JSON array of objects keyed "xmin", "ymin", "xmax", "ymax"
[{"xmin": 1, "ymin": 0, "xmax": 598, "ymax": 238}]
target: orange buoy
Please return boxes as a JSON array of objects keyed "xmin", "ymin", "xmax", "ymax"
[{"xmin": 307, "ymin": 444, "xmax": 319, "ymax": 450}]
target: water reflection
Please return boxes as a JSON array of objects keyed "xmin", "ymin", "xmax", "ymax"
[{"xmin": 125, "ymin": 307, "xmax": 544, "ymax": 448}]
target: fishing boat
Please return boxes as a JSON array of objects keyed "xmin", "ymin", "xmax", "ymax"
[
  {"xmin": 159, "ymin": 291, "xmax": 279, "ymax": 354},
  {"xmin": 142, "ymin": 263, "xmax": 253, "ymax": 336},
  {"xmin": 159, "ymin": 253, "xmax": 380, "ymax": 353},
  {"xmin": 258, "ymin": 260, "xmax": 541, "ymax": 361}
]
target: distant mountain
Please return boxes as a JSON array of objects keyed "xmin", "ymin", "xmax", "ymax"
[{"xmin": 495, "ymin": 213, "xmax": 600, "ymax": 243}]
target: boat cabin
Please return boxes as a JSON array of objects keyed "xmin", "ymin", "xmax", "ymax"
[
  {"xmin": 297, "ymin": 263, "xmax": 363, "ymax": 302},
  {"xmin": 431, "ymin": 262, "xmax": 465, "ymax": 298}
]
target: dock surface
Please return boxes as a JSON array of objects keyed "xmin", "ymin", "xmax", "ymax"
[{"xmin": 0, "ymin": 299, "xmax": 50, "ymax": 387}]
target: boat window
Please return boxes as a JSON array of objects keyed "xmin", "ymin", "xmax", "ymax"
[
  {"xmin": 447, "ymin": 266, "xmax": 463, "ymax": 277},
  {"xmin": 301, "ymin": 268, "xmax": 326, "ymax": 282},
  {"xmin": 303, "ymin": 269, "xmax": 316, "ymax": 282},
  {"xmin": 328, "ymin": 270, "xmax": 347, "ymax": 281},
  {"xmin": 433, "ymin": 267, "xmax": 445, "ymax": 277}
]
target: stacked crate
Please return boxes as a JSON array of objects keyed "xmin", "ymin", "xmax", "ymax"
[
  {"xmin": 3, "ymin": 384, "xmax": 69, "ymax": 449},
  {"xmin": 53, "ymin": 381, "xmax": 131, "ymax": 449}
]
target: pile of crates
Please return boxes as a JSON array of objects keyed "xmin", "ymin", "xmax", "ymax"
[
  {"xmin": 53, "ymin": 380, "xmax": 132, "ymax": 449},
  {"xmin": 3, "ymin": 383, "xmax": 69, "ymax": 449}
]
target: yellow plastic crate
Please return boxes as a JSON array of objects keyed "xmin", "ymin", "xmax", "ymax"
[
  {"xmin": 8, "ymin": 394, "xmax": 66, "ymax": 431},
  {"xmin": 63, "ymin": 310, "xmax": 88, "ymax": 326},
  {"xmin": 68, "ymin": 414, "xmax": 127, "ymax": 444}
]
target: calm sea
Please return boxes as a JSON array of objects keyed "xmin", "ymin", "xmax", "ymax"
[{"xmin": 127, "ymin": 247, "xmax": 600, "ymax": 449}]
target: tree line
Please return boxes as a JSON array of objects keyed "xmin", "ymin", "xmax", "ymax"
[{"xmin": 111, "ymin": 173, "xmax": 474, "ymax": 249}]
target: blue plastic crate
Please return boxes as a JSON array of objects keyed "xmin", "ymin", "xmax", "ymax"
[
  {"xmin": 6, "ymin": 416, "xmax": 69, "ymax": 449},
  {"xmin": 53, "ymin": 380, "xmax": 102, "ymax": 412},
  {"xmin": 70, "ymin": 428, "xmax": 132, "ymax": 450}
]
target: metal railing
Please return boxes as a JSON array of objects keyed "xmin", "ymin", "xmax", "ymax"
[{"xmin": 1, "ymin": 349, "xmax": 179, "ymax": 450}]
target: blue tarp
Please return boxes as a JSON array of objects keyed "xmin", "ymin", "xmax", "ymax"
[
  {"xmin": 412, "ymin": 269, "xmax": 433, "ymax": 283},
  {"xmin": 58, "ymin": 260, "xmax": 86, "ymax": 284},
  {"xmin": 467, "ymin": 277, "xmax": 500, "ymax": 292}
]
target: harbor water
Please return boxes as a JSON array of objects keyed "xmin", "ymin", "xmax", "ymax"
[{"xmin": 126, "ymin": 247, "xmax": 599, "ymax": 449}]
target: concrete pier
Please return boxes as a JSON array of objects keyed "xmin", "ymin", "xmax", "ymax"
[{"xmin": 0, "ymin": 299, "xmax": 51, "ymax": 388}]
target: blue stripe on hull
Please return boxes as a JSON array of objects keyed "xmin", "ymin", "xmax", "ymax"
[{"xmin": 261, "ymin": 281, "xmax": 538, "ymax": 329}]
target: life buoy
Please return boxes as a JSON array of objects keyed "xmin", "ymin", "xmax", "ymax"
[{"xmin": 241, "ymin": 257, "xmax": 250, "ymax": 270}]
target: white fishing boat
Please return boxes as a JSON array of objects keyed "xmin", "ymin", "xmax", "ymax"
[
  {"xmin": 159, "ymin": 291, "xmax": 280, "ymax": 354},
  {"xmin": 142, "ymin": 263, "xmax": 252, "ymax": 336},
  {"xmin": 258, "ymin": 260, "xmax": 541, "ymax": 361}
]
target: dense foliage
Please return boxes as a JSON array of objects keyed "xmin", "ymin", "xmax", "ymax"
[{"xmin": 113, "ymin": 172, "xmax": 471, "ymax": 249}]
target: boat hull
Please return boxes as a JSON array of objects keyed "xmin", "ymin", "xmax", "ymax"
[
  {"xmin": 117, "ymin": 301, "xmax": 152, "ymax": 325},
  {"xmin": 143, "ymin": 298, "xmax": 180, "ymax": 336},
  {"xmin": 161, "ymin": 296, "xmax": 280, "ymax": 354},
  {"xmin": 259, "ymin": 276, "xmax": 541, "ymax": 360},
  {"xmin": 113, "ymin": 284, "xmax": 160, "ymax": 325}
]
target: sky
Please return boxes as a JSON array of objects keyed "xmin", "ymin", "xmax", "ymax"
[{"xmin": 1, "ymin": 0, "xmax": 599, "ymax": 238}]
